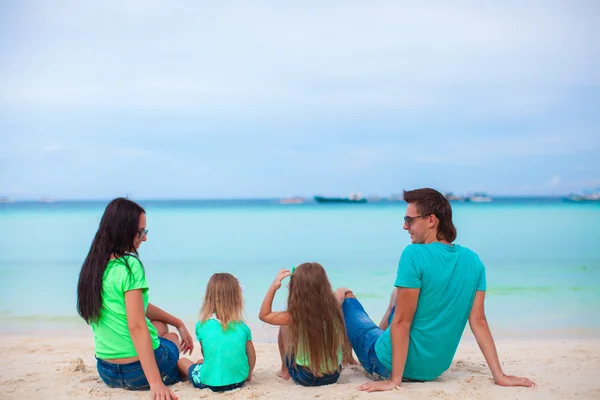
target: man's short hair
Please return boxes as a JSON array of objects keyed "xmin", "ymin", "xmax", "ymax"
[{"xmin": 403, "ymin": 188, "xmax": 457, "ymax": 243}]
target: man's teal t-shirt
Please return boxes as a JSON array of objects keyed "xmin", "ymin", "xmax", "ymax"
[
  {"xmin": 194, "ymin": 319, "xmax": 252, "ymax": 387},
  {"xmin": 374, "ymin": 243, "xmax": 486, "ymax": 381}
]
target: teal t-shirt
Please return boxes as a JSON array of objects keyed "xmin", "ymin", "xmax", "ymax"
[
  {"xmin": 374, "ymin": 243, "xmax": 486, "ymax": 381},
  {"xmin": 194, "ymin": 319, "xmax": 252, "ymax": 387}
]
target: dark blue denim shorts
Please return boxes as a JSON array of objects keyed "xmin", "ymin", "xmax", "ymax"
[
  {"xmin": 187, "ymin": 363, "xmax": 245, "ymax": 392},
  {"xmin": 342, "ymin": 298, "xmax": 391, "ymax": 380},
  {"xmin": 96, "ymin": 337, "xmax": 180, "ymax": 390},
  {"xmin": 284, "ymin": 354, "xmax": 341, "ymax": 387}
]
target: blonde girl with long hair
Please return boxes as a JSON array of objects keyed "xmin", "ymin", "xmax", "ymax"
[
  {"xmin": 177, "ymin": 273, "xmax": 256, "ymax": 392},
  {"xmin": 259, "ymin": 262, "xmax": 347, "ymax": 386}
]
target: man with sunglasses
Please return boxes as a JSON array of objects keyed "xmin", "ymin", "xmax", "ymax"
[{"xmin": 337, "ymin": 188, "xmax": 534, "ymax": 392}]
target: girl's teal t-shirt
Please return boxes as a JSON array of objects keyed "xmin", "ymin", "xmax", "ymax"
[{"xmin": 195, "ymin": 319, "xmax": 252, "ymax": 386}]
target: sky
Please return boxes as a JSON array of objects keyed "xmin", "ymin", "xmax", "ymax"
[{"xmin": 1, "ymin": 0, "xmax": 599, "ymax": 199}]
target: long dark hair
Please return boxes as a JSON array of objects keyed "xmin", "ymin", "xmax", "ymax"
[
  {"xmin": 403, "ymin": 188, "xmax": 457, "ymax": 242},
  {"xmin": 77, "ymin": 198, "xmax": 145, "ymax": 324}
]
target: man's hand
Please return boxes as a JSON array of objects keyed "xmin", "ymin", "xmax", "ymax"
[
  {"xmin": 357, "ymin": 379, "xmax": 399, "ymax": 392},
  {"xmin": 495, "ymin": 374, "xmax": 536, "ymax": 387}
]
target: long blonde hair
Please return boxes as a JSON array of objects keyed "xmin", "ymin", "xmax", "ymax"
[
  {"xmin": 287, "ymin": 262, "xmax": 347, "ymax": 376},
  {"xmin": 200, "ymin": 273, "xmax": 244, "ymax": 330}
]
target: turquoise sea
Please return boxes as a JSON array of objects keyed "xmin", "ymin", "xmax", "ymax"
[{"xmin": 1, "ymin": 199, "xmax": 599, "ymax": 341}]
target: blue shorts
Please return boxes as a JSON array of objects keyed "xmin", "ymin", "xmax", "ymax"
[
  {"xmin": 96, "ymin": 337, "xmax": 180, "ymax": 390},
  {"xmin": 188, "ymin": 363, "xmax": 245, "ymax": 392},
  {"xmin": 285, "ymin": 353, "xmax": 340, "ymax": 387},
  {"xmin": 342, "ymin": 298, "xmax": 391, "ymax": 380}
]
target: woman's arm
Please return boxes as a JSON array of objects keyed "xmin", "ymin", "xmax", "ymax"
[
  {"xmin": 469, "ymin": 291, "xmax": 535, "ymax": 387},
  {"xmin": 125, "ymin": 290, "xmax": 178, "ymax": 400},
  {"xmin": 258, "ymin": 269, "xmax": 292, "ymax": 326},
  {"xmin": 146, "ymin": 303, "xmax": 181, "ymax": 326},
  {"xmin": 246, "ymin": 340, "xmax": 256, "ymax": 382},
  {"xmin": 146, "ymin": 303, "xmax": 194, "ymax": 355}
]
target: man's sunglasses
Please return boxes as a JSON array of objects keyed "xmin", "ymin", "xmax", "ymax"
[
  {"xmin": 403, "ymin": 214, "xmax": 434, "ymax": 227},
  {"xmin": 138, "ymin": 229, "xmax": 148, "ymax": 239}
]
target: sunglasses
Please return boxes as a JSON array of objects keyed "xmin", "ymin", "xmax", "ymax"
[
  {"xmin": 138, "ymin": 229, "xmax": 148, "ymax": 239},
  {"xmin": 403, "ymin": 213, "xmax": 433, "ymax": 227}
]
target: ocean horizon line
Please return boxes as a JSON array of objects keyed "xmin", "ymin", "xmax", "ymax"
[{"xmin": 0, "ymin": 194, "xmax": 585, "ymax": 203}]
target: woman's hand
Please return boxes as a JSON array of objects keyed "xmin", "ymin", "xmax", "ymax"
[
  {"xmin": 271, "ymin": 269, "xmax": 291, "ymax": 290},
  {"xmin": 176, "ymin": 322, "xmax": 194, "ymax": 355},
  {"xmin": 150, "ymin": 381, "xmax": 178, "ymax": 400}
]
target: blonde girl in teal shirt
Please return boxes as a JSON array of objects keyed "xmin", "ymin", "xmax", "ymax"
[{"xmin": 178, "ymin": 273, "xmax": 256, "ymax": 392}]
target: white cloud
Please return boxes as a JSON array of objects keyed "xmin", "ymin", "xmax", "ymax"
[{"xmin": 1, "ymin": 1, "xmax": 598, "ymax": 112}]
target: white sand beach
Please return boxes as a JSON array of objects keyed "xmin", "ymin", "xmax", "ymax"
[{"xmin": 1, "ymin": 332, "xmax": 599, "ymax": 400}]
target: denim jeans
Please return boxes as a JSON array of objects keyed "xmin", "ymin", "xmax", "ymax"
[
  {"xmin": 285, "ymin": 354, "xmax": 341, "ymax": 387},
  {"xmin": 96, "ymin": 337, "xmax": 180, "ymax": 390},
  {"xmin": 342, "ymin": 298, "xmax": 391, "ymax": 380},
  {"xmin": 187, "ymin": 363, "xmax": 245, "ymax": 392}
]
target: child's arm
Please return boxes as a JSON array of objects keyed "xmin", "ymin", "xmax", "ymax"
[
  {"xmin": 259, "ymin": 269, "xmax": 292, "ymax": 325},
  {"xmin": 246, "ymin": 340, "xmax": 256, "ymax": 382}
]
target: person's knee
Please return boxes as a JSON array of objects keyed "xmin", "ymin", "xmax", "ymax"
[
  {"xmin": 162, "ymin": 332, "xmax": 179, "ymax": 346},
  {"xmin": 151, "ymin": 320, "xmax": 169, "ymax": 336}
]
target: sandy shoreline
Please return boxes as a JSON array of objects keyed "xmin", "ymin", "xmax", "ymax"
[{"xmin": 1, "ymin": 333, "xmax": 599, "ymax": 400}]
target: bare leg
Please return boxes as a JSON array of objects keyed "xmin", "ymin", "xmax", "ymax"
[
  {"xmin": 177, "ymin": 358, "xmax": 194, "ymax": 381},
  {"xmin": 276, "ymin": 327, "xmax": 291, "ymax": 380},
  {"xmin": 151, "ymin": 320, "xmax": 169, "ymax": 336},
  {"xmin": 151, "ymin": 320, "xmax": 181, "ymax": 350},
  {"xmin": 379, "ymin": 288, "xmax": 398, "ymax": 330},
  {"xmin": 342, "ymin": 346, "xmax": 359, "ymax": 366}
]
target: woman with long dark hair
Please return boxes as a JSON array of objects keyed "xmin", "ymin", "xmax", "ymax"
[{"xmin": 77, "ymin": 198, "xmax": 193, "ymax": 399}]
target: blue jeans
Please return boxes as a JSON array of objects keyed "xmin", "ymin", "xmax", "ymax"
[
  {"xmin": 342, "ymin": 298, "xmax": 391, "ymax": 380},
  {"xmin": 96, "ymin": 337, "xmax": 180, "ymax": 390},
  {"xmin": 285, "ymin": 354, "xmax": 340, "ymax": 386},
  {"xmin": 187, "ymin": 363, "xmax": 245, "ymax": 392}
]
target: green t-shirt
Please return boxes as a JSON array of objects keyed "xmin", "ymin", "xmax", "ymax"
[
  {"xmin": 195, "ymin": 319, "xmax": 252, "ymax": 387},
  {"xmin": 91, "ymin": 255, "xmax": 160, "ymax": 359},
  {"xmin": 375, "ymin": 243, "xmax": 486, "ymax": 381},
  {"xmin": 295, "ymin": 347, "xmax": 343, "ymax": 373}
]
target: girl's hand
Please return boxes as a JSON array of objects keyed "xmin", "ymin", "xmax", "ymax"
[
  {"xmin": 176, "ymin": 322, "xmax": 194, "ymax": 355},
  {"xmin": 271, "ymin": 269, "xmax": 291, "ymax": 290}
]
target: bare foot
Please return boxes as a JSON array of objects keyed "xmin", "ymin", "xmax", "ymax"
[
  {"xmin": 276, "ymin": 369, "xmax": 291, "ymax": 380},
  {"xmin": 343, "ymin": 355, "xmax": 359, "ymax": 366}
]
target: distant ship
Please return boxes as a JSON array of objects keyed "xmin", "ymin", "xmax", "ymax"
[
  {"xmin": 314, "ymin": 193, "xmax": 367, "ymax": 204},
  {"xmin": 563, "ymin": 192, "xmax": 600, "ymax": 203},
  {"xmin": 279, "ymin": 197, "xmax": 306, "ymax": 204},
  {"xmin": 465, "ymin": 193, "xmax": 493, "ymax": 203},
  {"xmin": 444, "ymin": 192, "xmax": 465, "ymax": 202}
]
